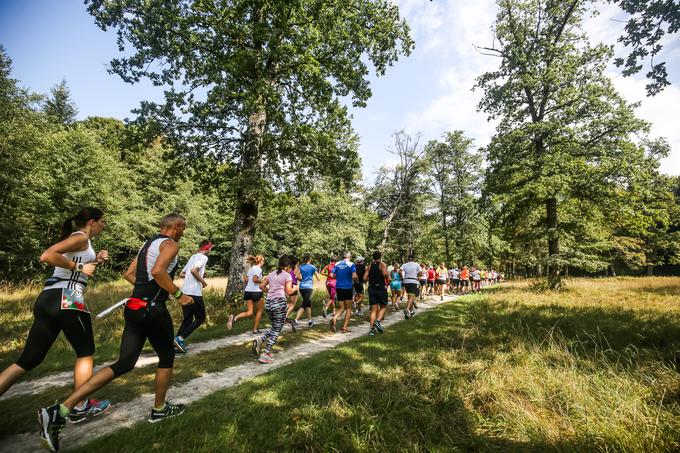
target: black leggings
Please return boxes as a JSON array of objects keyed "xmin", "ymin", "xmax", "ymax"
[
  {"xmin": 109, "ymin": 306, "xmax": 175, "ymax": 378},
  {"xmin": 300, "ymin": 289, "xmax": 314, "ymax": 309},
  {"xmin": 176, "ymin": 296, "xmax": 205, "ymax": 339},
  {"xmin": 16, "ymin": 289, "xmax": 94, "ymax": 371}
]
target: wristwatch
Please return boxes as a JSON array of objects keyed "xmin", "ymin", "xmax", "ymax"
[
  {"xmin": 73, "ymin": 262, "xmax": 84, "ymax": 273},
  {"xmin": 173, "ymin": 289, "xmax": 183, "ymax": 299}
]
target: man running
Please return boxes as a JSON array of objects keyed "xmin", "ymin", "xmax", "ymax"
[
  {"xmin": 39, "ymin": 213, "xmax": 194, "ymax": 452},
  {"xmin": 174, "ymin": 240, "xmax": 212, "ymax": 353},
  {"xmin": 353, "ymin": 256, "xmax": 366, "ymax": 315},
  {"xmin": 329, "ymin": 252, "xmax": 357, "ymax": 333},
  {"xmin": 401, "ymin": 254, "xmax": 420, "ymax": 319},
  {"xmin": 365, "ymin": 251, "xmax": 389, "ymax": 335}
]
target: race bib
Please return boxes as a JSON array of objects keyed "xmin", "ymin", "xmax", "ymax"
[{"xmin": 61, "ymin": 288, "xmax": 89, "ymax": 313}]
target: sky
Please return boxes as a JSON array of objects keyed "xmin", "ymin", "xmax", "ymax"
[{"xmin": 1, "ymin": 0, "xmax": 678, "ymax": 180}]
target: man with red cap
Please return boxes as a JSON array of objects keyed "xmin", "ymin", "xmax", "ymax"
[{"xmin": 174, "ymin": 239, "xmax": 213, "ymax": 353}]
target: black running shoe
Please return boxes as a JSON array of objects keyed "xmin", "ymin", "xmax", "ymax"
[
  {"xmin": 148, "ymin": 402, "xmax": 186, "ymax": 423},
  {"xmin": 38, "ymin": 403, "xmax": 66, "ymax": 452},
  {"xmin": 374, "ymin": 319, "xmax": 384, "ymax": 333},
  {"xmin": 403, "ymin": 309, "xmax": 409, "ymax": 319},
  {"xmin": 252, "ymin": 337, "xmax": 262, "ymax": 356}
]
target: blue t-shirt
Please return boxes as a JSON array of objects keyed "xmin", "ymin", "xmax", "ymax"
[
  {"xmin": 299, "ymin": 263, "xmax": 317, "ymax": 289},
  {"xmin": 332, "ymin": 260, "xmax": 356, "ymax": 289}
]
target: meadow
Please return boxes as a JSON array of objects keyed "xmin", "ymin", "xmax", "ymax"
[{"xmin": 1, "ymin": 277, "xmax": 679, "ymax": 451}]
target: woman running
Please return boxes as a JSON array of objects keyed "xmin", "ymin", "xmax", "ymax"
[
  {"xmin": 321, "ymin": 256, "xmax": 337, "ymax": 318},
  {"xmin": 294, "ymin": 255, "xmax": 320, "ymax": 327},
  {"xmin": 460, "ymin": 265, "xmax": 470, "ymax": 294},
  {"xmin": 227, "ymin": 255, "xmax": 265, "ymax": 334},
  {"xmin": 436, "ymin": 262, "xmax": 448, "ymax": 301},
  {"xmin": 418, "ymin": 263, "xmax": 428, "ymax": 300},
  {"xmin": 253, "ymin": 255, "xmax": 298, "ymax": 364},
  {"xmin": 389, "ymin": 262, "xmax": 402, "ymax": 310},
  {"xmin": 0, "ymin": 208, "xmax": 111, "ymax": 422},
  {"xmin": 427, "ymin": 264, "xmax": 436, "ymax": 296},
  {"xmin": 285, "ymin": 256, "xmax": 300, "ymax": 331}
]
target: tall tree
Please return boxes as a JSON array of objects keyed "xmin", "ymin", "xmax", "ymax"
[
  {"xmin": 369, "ymin": 130, "xmax": 427, "ymax": 258},
  {"xmin": 477, "ymin": 0, "xmax": 653, "ymax": 289},
  {"xmin": 424, "ymin": 131, "xmax": 481, "ymax": 264},
  {"xmin": 42, "ymin": 79, "xmax": 78, "ymax": 125},
  {"xmin": 85, "ymin": 0, "xmax": 413, "ymax": 300}
]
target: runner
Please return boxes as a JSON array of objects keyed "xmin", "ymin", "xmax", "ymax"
[
  {"xmin": 329, "ymin": 252, "xmax": 358, "ymax": 333},
  {"xmin": 436, "ymin": 262, "xmax": 448, "ymax": 301},
  {"xmin": 0, "ymin": 208, "xmax": 110, "ymax": 424},
  {"xmin": 460, "ymin": 265, "xmax": 470, "ymax": 294},
  {"xmin": 389, "ymin": 262, "xmax": 402, "ymax": 310},
  {"xmin": 451, "ymin": 266, "xmax": 461, "ymax": 294},
  {"xmin": 418, "ymin": 263, "xmax": 428, "ymax": 301},
  {"xmin": 427, "ymin": 264, "xmax": 436, "ymax": 296},
  {"xmin": 38, "ymin": 213, "xmax": 194, "ymax": 452},
  {"xmin": 471, "ymin": 266, "xmax": 482, "ymax": 292},
  {"xmin": 321, "ymin": 256, "xmax": 337, "ymax": 318},
  {"xmin": 252, "ymin": 255, "xmax": 298, "ymax": 364},
  {"xmin": 174, "ymin": 240, "xmax": 213, "ymax": 353},
  {"xmin": 401, "ymin": 254, "xmax": 420, "ymax": 319},
  {"xmin": 285, "ymin": 255, "xmax": 300, "ymax": 332},
  {"xmin": 365, "ymin": 251, "xmax": 389, "ymax": 335},
  {"xmin": 227, "ymin": 255, "xmax": 265, "ymax": 334},
  {"xmin": 294, "ymin": 255, "xmax": 320, "ymax": 327},
  {"xmin": 353, "ymin": 256, "xmax": 366, "ymax": 315}
]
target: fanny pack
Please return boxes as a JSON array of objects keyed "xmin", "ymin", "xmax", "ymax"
[{"xmin": 126, "ymin": 297, "xmax": 166, "ymax": 311}]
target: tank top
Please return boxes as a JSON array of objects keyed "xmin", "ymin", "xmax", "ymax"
[
  {"xmin": 289, "ymin": 267, "xmax": 298, "ymax": 285},
  {"xmin": 391, "ymin": 271, "xmax": 401, "ymax": 283},
  {"xmin": 131, "ymin": 234, "xmax": 179, "ymax": 303},
  {"xmin": 368, "ymin": 261, "xmax": 384, "ymax": 287},
  {"xmin": 46, "ymin": 231, "xmax": 96, "ymax": 292}
]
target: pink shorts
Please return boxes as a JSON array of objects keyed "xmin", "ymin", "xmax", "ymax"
[{"xmin": 326, "ymin": 281, "xmax": 336, "ymax": 300}]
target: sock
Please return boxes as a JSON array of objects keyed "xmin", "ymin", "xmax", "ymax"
[
  {"xmin": 74, "ymin": 400, "xmax": 88, "ymax": 411},
  {"xmin": 58, "ymin": 404, "xmax": 71, "ymax": 417},
  {"xmin": 154, "ymin": 402, "xmax": 167, "ymax": 412}
]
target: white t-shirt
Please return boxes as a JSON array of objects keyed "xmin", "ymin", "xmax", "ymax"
[
  {"xmin": 401, "ymin": 261, "xmax": 421, "ymax": 284},
  {"xmin": 472, "ymin": 270, "xmax": 481, "ymax": 280},
  {"xmin": 181, "ymin": 253, "xmax": 209, "ymax": 296},
  {"xmin": 452, "ymin": 269, "xmax": 460, "ymax": 279},
  {"xmin": 244, "ymin": 265, "xmax": 263, "ymax": 292}
]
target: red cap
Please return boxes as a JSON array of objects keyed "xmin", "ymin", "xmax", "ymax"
[{"xmin": 199, "ymin": 241, "xmax": 214, "ymax": 252}]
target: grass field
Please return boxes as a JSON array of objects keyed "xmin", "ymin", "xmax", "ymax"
[{"xmin": 59, "ymin": 277, "xmax": 680, "ymax": 452}]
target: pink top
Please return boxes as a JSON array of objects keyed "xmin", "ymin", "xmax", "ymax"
[{"xmin": 266, "ymin": 270, "xmax": 292, "ymax": 299}]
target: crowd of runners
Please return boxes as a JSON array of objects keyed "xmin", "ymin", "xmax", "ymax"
[{"xmin": 0, "ymin": 208, "xmax": 502, "ymax": 451}]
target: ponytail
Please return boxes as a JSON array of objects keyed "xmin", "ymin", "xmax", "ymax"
[
  {"xmin": 276, "ymin": 255, "xmax": 290, "ymax": 275},
  {"xmin": 59, "ymin": 207, "xmax": 104, "ymax": 241}
]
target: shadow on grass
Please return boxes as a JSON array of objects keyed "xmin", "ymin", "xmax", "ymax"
[{"xmin": 65, "ymin": 299, "xmax": 651, "ymax": 452}]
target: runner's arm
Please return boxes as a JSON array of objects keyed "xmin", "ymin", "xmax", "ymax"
[
  {"xmin": 190, "ymin": 266, "xmax": 208, "ymax": 288},
  {"xmin": 352, "ymin": 271, "xmax": 358, "ymax": 282},
  {"xmin": 40, "ymin": 234, "xmax": 90, "ymax": 270},
  {"xmin": 285, "ymin": 279, "xmax": 297, "ymax": 297},
  {"xmin": 150, "ymin": 240, "xmax": 181, "ymax": 294},
  {"xmin": 124, "ymin": 258, "xmax": 137, "ymax": 285},
  {"xmin": 363, "ymin": 268, "xmax": 369, "ymax": 282},
  {"xmin": 259, "ymin": 275, "xmax": 269, "ymax": 292}
]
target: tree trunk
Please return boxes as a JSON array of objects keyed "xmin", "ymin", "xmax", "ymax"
[
  {"xmin": 546, "ymin": 197, "xmax": 561, "ymax": 289},
  {"xmin": 609, "ymin": 264, "xmax": 617, "ymax": 277},
  {"xmin": 646, "ymin": 263, "xmax": 653, "ymax": 276},
  {"xmin": 441, "ymin": 196, "xmax": 451, "ymax": 263},
  {"xmin": 225, "ymin": 109, "xmax": 265, "ymax": 302},
  {"xmin": 379, "ymin": 208, "xmax": 397, "ymax": 252}
]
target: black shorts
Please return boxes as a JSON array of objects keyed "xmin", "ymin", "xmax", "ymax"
[
  {"xmin": 419, "ymin": 279, "xmax": 427, "ymax": 286},
  {"xmin": 300, "ymin": 288, "xmax": 313, "ymax": 309},
  {"xmin": 243, "ymin": 291, "xmax": 263, "ymax": 302},
  {"xmin": 404, "ymin": 283, "xmax": 419, "ymax": 295},
  {"xmin": 368, "ymin": 286, "xmax": 388, "ymax": 306},
  {"xmin": 453, "ymin": 279, "xmax": 460, "ymax": 286},
  {"xmin": 427, "ymin": 281, "xmax": 434, "ymax": 288},
  {"xmin": 462, "ymin": 280, "xmax": 469, "ymax": 287},
  {"xmin": 336, "ymin": 287, "xmax": 353, "ymax": 301},
  {"xmin": 354, "ymin": 282, "xmax": 365, "ymax": 294},
  {"xmin": 436, "ymin": 279, "xmax": 447, "ymax": 285}
]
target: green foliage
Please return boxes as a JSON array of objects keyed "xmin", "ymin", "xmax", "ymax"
[
  {"xmin": 609, "ymin": 0, "xmax": 680, "ymax": 95},
  {"xmin": 42, "ymin": 79, "xmax": 78, "ymax": 125}
]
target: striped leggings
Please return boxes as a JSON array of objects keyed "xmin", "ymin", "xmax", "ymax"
[{"xmin": 260, "ymin": 297, "xmax": 287, "ymax": 354}]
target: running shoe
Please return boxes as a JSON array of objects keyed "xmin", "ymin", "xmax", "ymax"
[
  {"xmin": 308, "ymin": 320, "xmax": 314, "ymax": 327},
  {"xmin": 357, "ymin": 309, "xmax": 364, "ymax": 316},
  {"xmin": 227, "ymin": 314, "xmax": 234, "ymax": 330},
  {"xmin": 68, "ymin": 399, "xmax": 111, "ymax": 423},
  {"xmin": 290, "ymin": 319, "xmax": 298, "ymax": 333},
  {"xmin": 148, "ymin": 402, "xmax": 186, "ymax": 423},
  {"xmin": 374, "ymin": 319, "xmax": 384, "ymax": 333},
  {"xmin": 252, "ymin": 337, "xmax": 263, "ymax": 356},
  {"xmin": 403, "ymin": 309, "xmax": 410, "ymax": 319},
  {"xmin": 39, "ymin": 403, "xmax": 66, "ymax": 452},
  {"xmin": 410, "ymin": 310, "xmax": 416, "ymax": 317},
  {"xmin": 368, "ymin": 328, "xmax": 376, "ymax": 336},
  {"xmin": 258, "ymin": 352, "xmax": 274, "ymax": 364},
  {"xmin": 173, "ymin": 336, "xmax": 187, "ymax": 354},
  {"xmin": 251, "ymin": 330, "xmax": 262, "ymax": 335}
]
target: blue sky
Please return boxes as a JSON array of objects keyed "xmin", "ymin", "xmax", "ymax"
[{"xmin": 1, "ymin": 0, "xmax": 678, "ymax": 179}]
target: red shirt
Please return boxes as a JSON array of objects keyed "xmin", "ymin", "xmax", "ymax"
[
  {"xmin": 427, "ymin": 268, "xmax": 436, "ymax": 282},
  {"xmin": 324, "ymin": 263, "xmax": 336, "ymax": 281}
]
